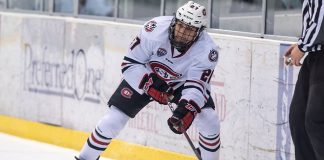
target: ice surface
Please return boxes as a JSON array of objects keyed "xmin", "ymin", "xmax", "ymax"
[{"xmin": 0, "ymin": 132, "xmax": 113, "ymax": 160}]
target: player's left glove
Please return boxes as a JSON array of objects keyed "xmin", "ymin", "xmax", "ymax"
[{"xmin": 167, "ymin": 100, "xmax": 201, "ymax": 134}]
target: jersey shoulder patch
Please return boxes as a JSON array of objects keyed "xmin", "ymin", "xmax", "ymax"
[
  {"xmin": 191, "ymin": 34, "xmax": 219, "ymax": 69},
  {"xmin": 208, "ymin": 49, "xmax": 218, "ymax": 62},
  {"xmin": 144, "ymin": 20, "xmax": 157, "ymax": 32},
  {"xmin": 194, "ymin": 33, "xmax": 219, "ymax": 64}
]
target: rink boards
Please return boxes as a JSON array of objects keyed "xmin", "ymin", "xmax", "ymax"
[{"xmin": 0, "ymin": 12, "xmax": 299, "ymax": 160}]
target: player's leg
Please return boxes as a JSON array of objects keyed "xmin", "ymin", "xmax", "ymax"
[
  {"xmin": 78, "ymin": 106, "xmax": 130, "ymax": 160},
  {"xmin": 194, "ymin": 98, "xmax": 220, "ymax": 160},
  {"xmin": 289, "ymin": 55, "xmax": 316, "ymax": 160},
  {"xmin": 76, "ymin": 80, "xmax": 151, "ymax": 160},
  {"xmin": 305, "ymin": 53, "xmax": 324, "ymax": 160}
]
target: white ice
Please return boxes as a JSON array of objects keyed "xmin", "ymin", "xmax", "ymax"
[{"xmin": 0, "ymin": 132, "xmax": 113, "ymax": 160}]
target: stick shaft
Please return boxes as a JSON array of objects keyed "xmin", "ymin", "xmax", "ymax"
[{"xmin": 183, "ymin": 132, "xmax": 202, "ymax": 160}]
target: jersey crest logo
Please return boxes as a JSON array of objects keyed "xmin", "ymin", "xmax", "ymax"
[
  {"xmin": 144, "ymin": 20, "xmax": 157, "ymax": 32},
  {"xmin": 149, "ymin": 61, "xmax": 182, "ymax": 81},
  {"xmin": 209, "ymin": 49, "xmax": 218, "ymax": 62},
  {"xmin": 157, "ymin": 48, "xmax": 167, "ymax": 57},
  {"xmin": 121, "ymin": 87, "xmax": 133, "ymax": 99}
]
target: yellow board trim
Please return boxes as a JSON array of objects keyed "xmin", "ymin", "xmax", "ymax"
[{"xmin": 0, "ymin": 115, "xmax": 195, "ymax": 160}]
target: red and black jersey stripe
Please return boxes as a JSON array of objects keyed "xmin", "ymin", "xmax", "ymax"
[{"xmin": 121, "ymin": 56, "xmax": 145, "ymax": 73}]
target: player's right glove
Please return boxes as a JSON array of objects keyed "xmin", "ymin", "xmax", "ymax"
[
  {"xmin": 167, "ymin": 100, "xmax": 201, "ymax": 134},
  {"xmin": 139, "ymin": 73, "xmax": 173, "ymax": 105}
]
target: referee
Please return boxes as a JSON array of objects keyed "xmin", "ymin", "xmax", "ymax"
[{"xmin": 284, "ymin": 0, "xmax": 324, "ymax": 160}]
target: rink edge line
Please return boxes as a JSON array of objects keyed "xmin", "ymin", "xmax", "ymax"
[{"xmin": 0, "ymin": 115, "xmax": 196, "ymax": 160}]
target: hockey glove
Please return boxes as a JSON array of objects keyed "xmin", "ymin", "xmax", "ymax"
[
  {"xmin": 167, "ymin": 100, "xmax": 201, "ymax": 134},
  {"xmin": 139, "ymin": 73, "xmax": 173, "ymax": 105}
]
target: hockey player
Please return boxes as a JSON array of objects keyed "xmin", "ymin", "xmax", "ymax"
[{"xmin": 75, "ymin": 1, "xmax": 220, "ymax": 160}]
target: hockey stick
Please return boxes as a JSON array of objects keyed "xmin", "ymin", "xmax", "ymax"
[{"xmin": 167, "ymin": 101, "xmax": 202, "ymax": 160}]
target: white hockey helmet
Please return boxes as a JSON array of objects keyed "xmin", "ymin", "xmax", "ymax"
[
  {"xmin": 169, "ymin": 1, "xmax": 207, "ymax": 52},
  {"xmin": 176, "ymin": 1, "xmax": 207, "ymax": 28}
]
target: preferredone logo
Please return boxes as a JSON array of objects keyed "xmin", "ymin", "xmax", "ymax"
[{"xmin": 23, "ymin": 43, "xmax": 104, "ymax": 104}]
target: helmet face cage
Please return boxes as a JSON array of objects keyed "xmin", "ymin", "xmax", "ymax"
[
  {"xmin": 169, "ymin": 18, "xmax": 203, "ymax": 52},
  {"xmin": 169, "ymin": 1, "xmax": 207, "ymax": 52}
]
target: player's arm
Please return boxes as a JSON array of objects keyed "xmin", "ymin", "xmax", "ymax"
[
  {"xmin": 122, "ymin": 22, "xmax": 173, "ymax": 104},
  {"xmin": 168, "ymin": 49, "xmax": 218, "ymax": 134},
  {"xmin": 121, "ymin": 32, "xmax": 152, "ymax": 95},
  {"xmin": 180, "ymin": 61, "xmax": 215, "ymax": 108}
]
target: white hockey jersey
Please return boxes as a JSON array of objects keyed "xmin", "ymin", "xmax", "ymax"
[{"xmin": 122, "ymin": 16, "xmax": 219, "ymax": 109}]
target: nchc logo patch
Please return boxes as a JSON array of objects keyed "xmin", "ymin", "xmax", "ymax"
[
  {"xmin": 157, "ymin": 48, "xmax": 167, "ymax": 57},
  {"xmin": 121, "ymin": 87, "xmax": 133, "ymax": 99},
  {"xmin": 209, "ymin": 49, "xmax": 218, "ymax": 62},
  {"xmin": 144, "ymin": 20, "xmax": 157, "ymax": 32}
]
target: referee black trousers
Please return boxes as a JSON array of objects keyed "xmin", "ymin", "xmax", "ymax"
[{"xmin": 289, "ymin": 52, "xmax": 324, "ymax": 160}]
